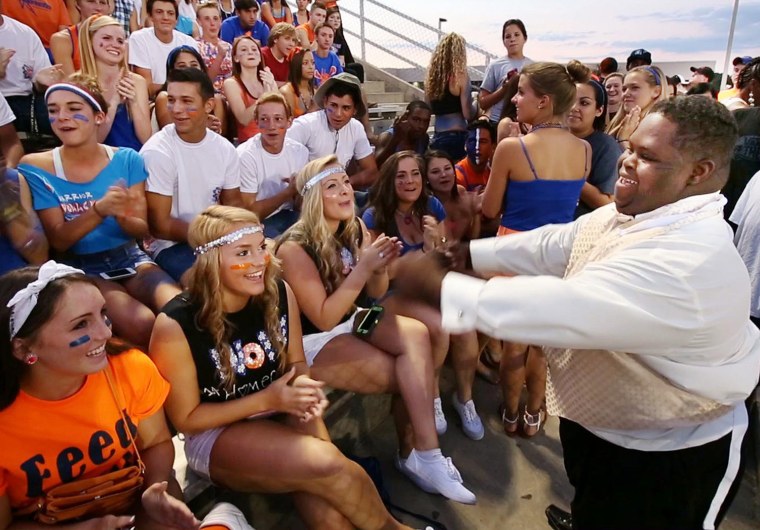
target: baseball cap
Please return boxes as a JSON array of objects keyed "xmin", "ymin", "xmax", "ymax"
[
  {"xmin": 689, "ymin": 66, "xmax": 715, "ymax": 81},
  {"xmin": 626, "ymin": 49, "xmax": 652, "ymax": 69},
  {"xmin": 733, "ymin": 56, "xmax": 752, "ymax": 66}
]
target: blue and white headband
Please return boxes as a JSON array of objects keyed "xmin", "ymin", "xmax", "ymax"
[
  {"xmin": 44, "ymin": 83, "xmax": 103, "ymax": 113},
  {"xmin": 7, "ymin": 261, "xmax": 84, "ymax": 338},
  {"xmin": 194, "ymin": 225, "xmax": 264, "ymax": 256},
  {"xmin": 301, "ymin": 166, "xmax": 346, "ymax": 196}
]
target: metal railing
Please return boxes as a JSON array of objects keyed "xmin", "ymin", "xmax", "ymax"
[{"xmin": 339, "ymin": 0, "xmax": 499, "ymax": 82}]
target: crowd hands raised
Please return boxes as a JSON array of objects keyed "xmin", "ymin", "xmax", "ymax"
[{"xmin": 1, "ymin": 1, "xmax": 760, "ymax": 528}]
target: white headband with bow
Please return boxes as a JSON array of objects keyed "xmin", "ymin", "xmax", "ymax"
[{"xmin": 6, "ymin": 261, "xmax": 84, "ymax": 338}]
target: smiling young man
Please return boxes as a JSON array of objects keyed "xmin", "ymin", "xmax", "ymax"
[
  {"xmin": 261, "ymin": 21, "xmax": 296, "ymax": 86},
  {"xmin": 237, "ymin": 91, "xmax": 308, "ymax": 238},
  {"xmin": 286, "ymin": 72, "xmax": 377, "ymax": 188},
  {"xmin": 141, "ymin": 68, "xmax": 242, "ymax": 285},
  {"xmin": 394, "ymin": 96, "xmax": 760, "ymax": 530},
  {"xmin": 219, "ymin": 0, "xmax": 269, "ymax": 46},
  {"xmin": 455, "ymin": 119, "xmax": 495, "ymax": 192},
  {"xmin": 128, "ymin": 0, "xmax": 198, "ymax": 98}
]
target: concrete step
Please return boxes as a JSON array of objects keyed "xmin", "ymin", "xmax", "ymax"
[
  {"xmin": 366, "ymin": 91, "xmax": 406, "ymax": 104},
  {"xmin": 363, "ymin": 80, "xmax": 386, "ymax": 93}
]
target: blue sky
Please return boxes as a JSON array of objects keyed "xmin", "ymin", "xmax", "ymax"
[{"xmin": 340, "ymin": 0, "xmax": 759, "ymax": 70}]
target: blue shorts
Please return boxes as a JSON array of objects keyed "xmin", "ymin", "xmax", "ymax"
[
  {"xmin": 66, "ymin": 242, "xmax": 154, "ymax": 276},
  {"xmin": 154, "ymin": 242, "xmax": 196, "ymax": 282}
]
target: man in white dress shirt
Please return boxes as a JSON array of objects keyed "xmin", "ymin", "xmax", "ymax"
[{"xmin": 395, "ymin": 96, "xmax": 760, "ymax": 530}]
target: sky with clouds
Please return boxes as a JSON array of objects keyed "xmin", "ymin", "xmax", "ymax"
[{"xmin": 339, "ymin": 0, "xmax": 759, "ymax": 73}]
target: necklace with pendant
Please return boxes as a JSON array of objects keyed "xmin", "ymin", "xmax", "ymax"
[
  {"xmin": 529, "ymin": 122, "xmax": 564, "ymax": 133},
  {"xmin": 396, "ymin": 209, "xmax": 414, "ymax": 225}
]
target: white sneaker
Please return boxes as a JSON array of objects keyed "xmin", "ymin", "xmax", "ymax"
[
  {"xmin": 201, "ymin": 502, "xmax": 255, "ymax": 530},
  {"xmin": 451, "ymin": 395, "xmax": 485, "ymax": 441},
  {"xmin": 433, "ymin": 396, "xmax": 447, "ymax": 435},
  {"xmin": 403, "ymin": 449, "xmax": 477, "ymax": 504},
  {"xmin": 395, "ymin": 452, "xmax": 435, "ymax": 494}
]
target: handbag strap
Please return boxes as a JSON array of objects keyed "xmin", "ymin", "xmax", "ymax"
[{"xmin": 104, "ymin": 360, "xmax": 145, "ymax": 473}]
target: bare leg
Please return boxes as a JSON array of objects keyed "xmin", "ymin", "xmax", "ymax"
[
  {"xmin": 499, "ymin": 341, "xmax": 529, "ymax": 421},
  {"xmin": 382, "ymin": 295, "xmax": 450, "ymax": 397},
  {"xmin": 311, "ymin": 314, "xmax": 439, "ymax": 453},
  {"xmin": 209, "ymin": 420, "xmax": 410, "ymax": 530},
  {"xmin": 523, "ymin": 345, "xmax": 547, "ymax": 436},
  {"xmin": 450, "ymin": 331, "xmax": 479, "ymax": 403},
  {"xmin": 123, "ymin": 264, "xmax": 182, "ymax": 312},
  {"xmin": 93, "ymin": 276, "xmax": 155, "ymax": 349}
]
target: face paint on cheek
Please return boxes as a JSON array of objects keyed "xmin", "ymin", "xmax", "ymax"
[
  {"xmin": 264, "ymin": 253, "xmax": 271, "ymax": 265},
  {"xmin": 475, "ymin": 128, "xmax": 481, "ymax": 166},
  {"xmin": 230, "ymin": 262, "xmax": 254, "ymax": 270},
  {"xmin": 69, "ymin": 335, "xmax": 92, "ymax": 348},
  {"xmin": 49, "ymin": 117, "xmax": 56, "ymax": 124},
  {"xmin": 186, "ymin": 107, "xmax": 199, "ymax": 116},
  {"xmin": 72, "ymin": 113, "xmax": 90, "ymax": 123}
]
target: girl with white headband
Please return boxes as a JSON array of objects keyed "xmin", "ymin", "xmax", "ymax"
[
  {"xmin": 0, "ymin": 261, "xmax": 209, "ymax": 529},
  {"xmin": 277, "ymin": 155, "xmax": 477, "ymax": 504},
  {"xmin": 150, "ymin": 205, "xmax": 412, "ymax": 529},
  {"xmin": 17, "ymin": 77, "xmax": 181, "ymax": 349}
]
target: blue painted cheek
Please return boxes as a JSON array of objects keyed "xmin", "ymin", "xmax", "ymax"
[
  {"xmin": 72, "ymin": 113, "xmax": 90, "ymax": 123},
  {"xmin": 49, "ymin": 117, "xmax": 56, "ymax": 124},
  {"xmin": 69, "ymin": 335, "xmax": 92, "ymax": 348}
]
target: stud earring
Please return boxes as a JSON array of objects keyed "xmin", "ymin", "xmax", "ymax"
[{"xmin": 24, "ymin": 353, "xmax": 38, "ymax": 365}]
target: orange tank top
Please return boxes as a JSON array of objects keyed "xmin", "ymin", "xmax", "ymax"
[
  {"xmin": 235, "ymin": 77, "xmax": 260, "ymax": 143},
  {"xmin": 297, "ymin": 23, "xmax": 315, "ymax": 44}
]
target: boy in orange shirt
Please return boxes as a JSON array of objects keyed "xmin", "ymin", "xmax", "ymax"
[
  {"xmin": 1, "ymin": 0, "xmax": 71, "ymax": 49},
  {"xmin": 455, "ymin": 120, "xmax": 495, "ymax": 192}
]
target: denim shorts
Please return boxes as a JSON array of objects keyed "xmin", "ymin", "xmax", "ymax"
[
  {"xmin": 66, "ymin": 242, "xmax": 154, "ymax": 275},
  {"xmin": 154, "ymin": 242, "xmax": 196, "ymax": 282},
  {"xmin": 431, "ymin": 130, "xmax": 468, "ymax": 162}
]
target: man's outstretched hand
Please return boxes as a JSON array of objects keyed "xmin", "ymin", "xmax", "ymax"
[{"xmin": 393, "ymin": 243, "xmax": 472, "ymax": 308}]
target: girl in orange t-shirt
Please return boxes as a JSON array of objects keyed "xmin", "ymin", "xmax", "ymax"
[{"xmin": 0, "ymin": 264, "xmax": 203, "ymax": 528}]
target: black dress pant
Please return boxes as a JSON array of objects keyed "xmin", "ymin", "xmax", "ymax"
[{"xmin": 559, "ymin": 418, "xmax": 740, "ymax": 530}]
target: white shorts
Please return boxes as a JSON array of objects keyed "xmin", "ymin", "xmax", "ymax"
[
  {"xmin": 184, "ymin": 427, "xmax": 225, "ymax": 482},
  {"xmin": 302, "ymin": 309, "xmax": 362, "ymax": 366}
]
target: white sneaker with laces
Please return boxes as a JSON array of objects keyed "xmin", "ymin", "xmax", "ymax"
[
  {"xmin": 394, "ymin": 452, "xmax": 434, "ymax": 494},
  {"xmin": 403, "ymin": 449, "xmax": 477, "ymax": 504},
  {"xmin": 201, "ymin": 502, "xmax": 255, "ymax": 530},
  {"xmin": 451, "ymin": 395, "xmax": 485, "ymax": 440},
  {"xmin": 433, "ymin": 396, "xmax": 447, "ymax": 435}
]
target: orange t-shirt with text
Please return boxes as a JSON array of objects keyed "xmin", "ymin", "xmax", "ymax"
[
  {"xmin": 0, "ymin": 349, "xmax": 169, "ymax": 510},
  {"xmin": 1, "ymin": 0, "xmax": 72, "ymax": 48}
]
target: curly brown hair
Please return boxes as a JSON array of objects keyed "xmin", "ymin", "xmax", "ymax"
[{"xmin": 425, "ymin": 33, "xmax": 467, "ymax": 102}]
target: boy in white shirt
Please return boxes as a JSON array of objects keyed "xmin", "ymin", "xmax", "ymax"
[
  {"xmin": 237, "ymin": 92, "xmax": 308, "ymax": 238},
  {"xmin": 142, "ymin": 67, "xmax": 241, "ymax": 284},
  {"xmin": 286, "ymin": 72, "xmax": 377, "ymax": 188},
  {"xmin": 128, "ymin": 0, "xmax": 198, "ymax": 97},
  {"xmin": 0, "ymin": 10, "xmax": 59, "ymax": 134}
]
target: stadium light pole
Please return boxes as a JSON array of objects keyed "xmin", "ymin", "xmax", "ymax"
[
  {"xmin": 720, "ymin": 0, "xmax": 740, "ymax": 89},
  {"xmin": 438, "ymin": 18, "xmax": 447, "ymax": 41}
]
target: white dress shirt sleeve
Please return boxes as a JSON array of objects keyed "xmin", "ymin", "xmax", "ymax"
[{"xmin": 442, "ymin": 223, "xmax": 723, "ymax": 355}]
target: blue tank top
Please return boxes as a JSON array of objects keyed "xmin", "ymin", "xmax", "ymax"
[
  {"xmin": 500, "ymin": 138, "xmax": 586, "ymax": 231},
  {"xmin": 104, "ymin": 104, "xmax": 143, "ymax": 151}
]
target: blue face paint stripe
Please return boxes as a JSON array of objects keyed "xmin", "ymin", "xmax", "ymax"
[
  {"xmin": 475, "ymin": 127, "xmax": 481, "ymax": 166},
  {"xmin": 69, "ymin": 335, "xmax": 91, "ymax": 348},
  {"xmin": 72, "ymin": 113, "xmax": 90, "ymax": 123}
]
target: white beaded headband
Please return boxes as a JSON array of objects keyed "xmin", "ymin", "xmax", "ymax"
[
  {"xmin": 301, "ymin": 166, "xmax": 346, "ymax": 196},
  {"xmin": 194, "ymin": 225, "xmax": 264, "ymax": 256},
  {"xmin": 44, "ymin": 83, "xmax": 103, "ymax": 113}
]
